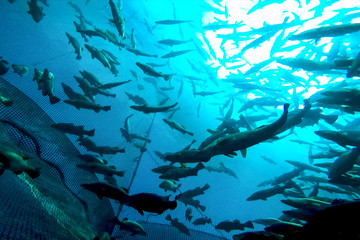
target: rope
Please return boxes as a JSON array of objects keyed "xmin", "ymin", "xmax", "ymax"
[{"xmin": 116, "ymin": 113, "xmax": 157, "ymax": 218}]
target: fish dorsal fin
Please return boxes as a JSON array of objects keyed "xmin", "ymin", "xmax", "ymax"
[
  {"xmin": 240, "ymin": 149, "xmax": 247, "ymax": 158},
  {"xmin": 123, "ymin": 217, "xmax": 128, "ymax": 221},
  {"xmin": 234, "ymin": 219, "xmax": 240, "ymax": 224}
]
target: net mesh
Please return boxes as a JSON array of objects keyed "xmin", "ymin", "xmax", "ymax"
[{"xmin": 0, "ymin": 77, "xmax": 114, "ymax": 240}]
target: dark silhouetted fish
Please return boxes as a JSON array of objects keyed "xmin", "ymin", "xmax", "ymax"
[
  {"xmin": 215, "ymin": 220, "xmax": 254, "ymax": 232},
  {"xmin": 130, "ymin": 102, "xmax": 178, "ymax": 114},
  {"xmin": 136, "ymin": 62, "xmax": 172, "ymax": 81},
  {"xmin": 109, "ymin": 0, "xmax": 125, "ymax": 39},
  {"xmin": 111, "ymin": 217, "xmax": 147, "ymax": 236},
  {"xmin": 81, "ymin": 182, "xmax": 128, "ymax": 201},
  {"xmin": 27, "ymin": 0, "xmax": 45, "ymax": 23},
  {"xmin": 126, "ymin": 193, "xmax": 180, "ymax": 215},
  {"xmin": 155, "ymin": 20, "xmax": 193, "ymax": 25},
  {"xmin": 51, "ymin": 123, "xmax": 95, "ymax": 137},
  {"xmin": 0, "ymin": 149, "xmax": 40, "ymax": 179},
  {"xmin": 161, "ymin": 49, "xmax": 195, "ymax": 58}
]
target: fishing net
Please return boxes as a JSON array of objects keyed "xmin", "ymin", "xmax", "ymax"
[{"xmin": 0, "ymin": 77, "xmax": 115, "ymax": 239}]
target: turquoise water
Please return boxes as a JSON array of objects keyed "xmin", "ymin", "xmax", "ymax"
[{"xmin": 1, "ymin": 0, "xmax": 360, "ymax": 239}]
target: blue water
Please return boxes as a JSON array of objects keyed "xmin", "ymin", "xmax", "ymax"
[{"xmin": 1, "ymin": 0, "xmax": 360, "ymax": 239}]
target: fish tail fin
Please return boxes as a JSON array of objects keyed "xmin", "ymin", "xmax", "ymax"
[
  {"xmin": 103, "ymin": 106, "xmax": 111, "ymax": 111},
  {"xmin": 3, "ymin": 100, "xmax": 13, "ymax": 107},
  {"xmin": 50, "ymin": 96, "xmax": 61, "ymax": 104},
  {"xmin": 115, "ymin": 171, "xmax": 125, "ymax": 177},
  {"xmin": 164, "ymin": 74, "xmax": 172, "ymax": 81},
  {"xmin": 165, "ymin": 214, "xmax": 172, "ymax": 221},
  {"xmin": 321, "ymin": 114, "xmax": 338, "ymax": 125},
  {"xmin": 76, "ymin": 54, "xmax": 82, "ymax": 60},
  {"xmin": 26, "ymin": 167, "xmax": 40, "ymax": 179},
  {"xmin": 187, "ymin": 131, "xmax": 194, "ymax": 136},
  {"xmin": 196, "ymin": 162, "xmax": 205, "ymax": 170},
  {"xmin": 202, "ymin": 183, "xmax": 210, "ymax": 191},
  {"xmin": 175, "ymin": 194, "xmax": 182, "ymax": 201},
  {"xmin": 245, "ymin": 220, "xmax": 254, "ymax": 229},
  {"xmin": 111, "ymin": 217, "xmax": 121, "ymax": 225},
  {"xmin": 199, "ymin": 205, "xmax": 206, "ymax": 212},
  {"xmin": 88, "ymin": 129, "xmax": 95, "ymax": 137}
]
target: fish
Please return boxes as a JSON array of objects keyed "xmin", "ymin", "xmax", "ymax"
[
  {"xmin": 215, "ymin": 220, "xmax": 254, "ymax": 232},
  {"xmin": 159, "ymin": 180, "xmax": 181, "ymax": 193},
  {"xmin": 162, "ymin": 118, "xmax": 193, "ymax": 136},
  {"xmin": 37, "ymin": 69, "xmax": 61, "ymax": 104},
  {"xmin": 159, "ymin": 162, "xmax": 204, "ymax": 181},
  {"xmin": 61, "ymin": 83, "xmax": 91, "ymax": 102},
  {"xmin": 285, "ymin": 160, "xmax": 325, "ymax": 174},
  {"xmin": 205, "ymin": 161, "xmax": 238, "ymax": 179},
  {"xmin": 99, "ymin": 80, "xmax": 131, "ymax": 90},
  {"xmin": 179, "ymin": 184, "xmax": 210, "ymax": 199},
  {"xmin": 178, "ymin": 197, "xmax": 206, "ymax": 212},
  {"xmin": 157, "ymin": 39, "xmax": 191, "ymax": 47},
  {"xmin": 68, "ymin": 2, "xmax": 83, "ymax": 16},
  {"xmin": 84, "ymin": 44, "xmax": 111, "ymax": 69},
  {"xmin": 79, "ymin": 70, "xmax": 103, "ymax": 86},
  {"xmin": 27, "ymin": 0, "xmax": 45, "ymax": 23},
  {"xmin": 126, "ymin": 47, "xmax": 157, "ymax": 57},
  {"xmin": 247, "ymin": 181, "xmax": 295, "ymax": 201},
  {"xmin": 165, "ymin": 214, "xmax": 191, "ymax": 236},
  {"xmin": 94, "ymin": 232, "xmax": 113, "ymax": 240},
  {"xmin": 193, "ymin": 217, "xmax": 212, "ymax": 226},
  {"xmin": 290, "ymin": 23, "xmax": 360, "ymax": 41},
  {"xmin": 125, "ymin": 92, "xmax": 146, "ymax": 105},
  {"xmin": 136, "ymin": 62, "xmax": 172, "ymax": 81},
  {"xmin": 201, "ymin": 104, "xmax": 290, "ymax": 159},
  {"xmin": 130, "ymin": 102, "xmax": 178, "ymax": 114},
  {"xmin": 73, "ymin": 76, "xmax": 97, "ymax": 101},
  {"xmin": 77, "ymin": 162, "xmax": 125, "ymax": 177},
  {"xmin": 11, "ymin": 64, "xmax": 29, "ymax": 77},
  {"xmin": 287, "ymin": 200, "xmax": 360, "ymax": 239},
  {"xmin": 0, "ymin": 94, "xmax": 13, "ymax": 107},
  {"xmin": 77, "ymin": 29, "xmax": 107, "ymax": 40},
  {"xmin": 111, "ymin": 217, "xmax": 147, "ymax": 236},
  {"xmin": 80, "ymin": 182, "xmax": 128, "ymax": 201},
  {"xmin": 64, "ymin": 99, "xmax": 111, "ymax": 113},
  {"xmin": 315, "ymin": 130, "xmax": 360, "ymax": 148},
  {"xmin": 0, "ymin": 58, "xmax": 9, "ymax": 76},
  {"xmin": 258, "ymin": 168, "xmax": 303, "ymax": 187},
  {"xmin": 152, "ymin": 165, "xmax": 178, "ymax": 174},
  {"xmin": 264, "ymin": 221, "xmax": 303, "ymax": 236},
  {"xmin": 155, "ymin": 20, "xmax": 193, "ymax": 25},
  {"xmin": 66, "ymin": 32, "xmax": 82, "ymax": 59},
  {"xmin": 193, "ymin": 90, "xmax": 224, "ymax": 97},
  {"xmin": 93, "ymin": 145, "xmax": 125, "ymax": 157},
  {"xmin": 185, "ymin": 208, "xmax": 193, "ymax": 222},
  {"xmin": 328, "ymin": 148, "xmax": 360, "ymax": 179},
  {"xmin": 125, "ymin": 193, "xmax": 180, "ymax": 215},
  {"xmin": 77, "ymin": 154, "xmax": 107, "ymax": 164},
  {"xmin": 277, "ymin": 58, "xmax": 334, "ymax": 72},
  {"xmin": 109, "ymin": 0, "xmax": 125, "ymax": 39},
  {"xmin": 51, "ymin": 123, "xmax": 95, "ymax": 137},
  {"xmin": 0, "ymin": 149, "xmax": 40, "ymax": 178},
  {"xmin": 161, "ymin": 49, "xmax": 195, "ymax": 58}
]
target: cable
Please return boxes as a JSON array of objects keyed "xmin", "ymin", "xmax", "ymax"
[{"xmin": 115, "ymin": 113, "xmax": 157, "ymax": 218}]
